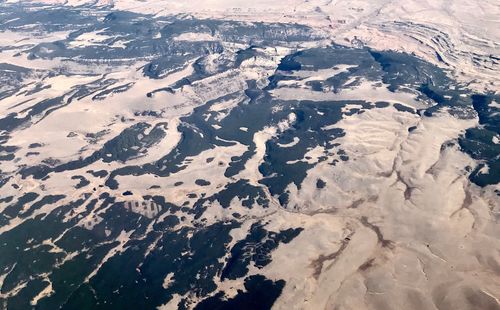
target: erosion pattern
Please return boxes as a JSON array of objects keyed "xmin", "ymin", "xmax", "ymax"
[{"xmin": 0, "ymin": 3, "xmax": 499, "ymax": 310}]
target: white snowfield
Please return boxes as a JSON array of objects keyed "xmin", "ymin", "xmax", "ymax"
[
  {"xmin": 15, "ymin": 0, "xmax": 500, "ymax": 92},
  {"xmin": 0, "ymin": 1, "xmax": 499, "ymax": 310}
]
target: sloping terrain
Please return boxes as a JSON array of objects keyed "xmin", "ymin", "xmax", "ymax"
[{"xmin": 0, "ymin": 2, "xmax": 499, "ymax": 310}]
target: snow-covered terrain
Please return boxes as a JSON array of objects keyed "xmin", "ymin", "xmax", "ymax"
[
  {"xmin": 0, "ymin": 1, "xmax": 498, "ymax": 309},
  {"xmin": 10, "ymin": 0, "xmax": 500, "ymax": 92}
]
